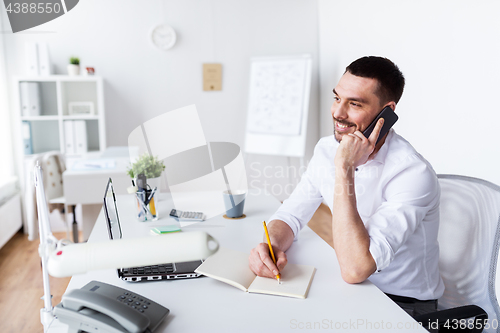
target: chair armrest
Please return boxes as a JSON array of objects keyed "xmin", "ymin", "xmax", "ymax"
[{"xmin": 415, "ymin": 305, "xmax": 487, "ymax": 332}]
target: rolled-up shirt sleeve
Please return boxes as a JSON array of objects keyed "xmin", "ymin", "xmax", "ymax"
[
  {"xmin": 366, "ymin": 155, "xmax": 440, "ymax": 272},
  {"xmin": 268, "ymin": 147, "xmax": 325, "ymax": 240}
]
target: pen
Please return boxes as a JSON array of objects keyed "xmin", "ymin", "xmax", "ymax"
[
  {"xmin": 263, "ymin": 221, "xmax": 281, "ymax": 284},
  {"xmin": 149, "ymin": 195, "xmax": 157, "ymax": 217},
  {"xmin": 135, "ymin": 192, "xmax": 152, "ymax": 217},
  {"xmin": 135, "ymin": 192, "xmax": 145, "ymax": 220},
  {"xmin": 146, "ymin": 187, "xmax": 157, "ymax": 216},
  {"xmin": 145, "ymin": 187, "xmax": 157, "ymax": 205}
]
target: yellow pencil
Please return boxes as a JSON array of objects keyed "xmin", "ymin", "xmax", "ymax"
[{"xmin": 263, "ymin": 221, "xmax": 281, "ymax": 283}]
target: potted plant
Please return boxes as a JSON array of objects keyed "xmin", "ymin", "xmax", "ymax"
[
  {"xmin": 127, "ymin": 153, "xmax": 165, "ymax": 191},
  {"xmin": 67, "ymin": 57, "xmax": 80, "ymax": 76}
]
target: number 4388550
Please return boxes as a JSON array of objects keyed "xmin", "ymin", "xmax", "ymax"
[{"xmin": 5, "ymin": 3, "xmax": 62, "ymax": 14}]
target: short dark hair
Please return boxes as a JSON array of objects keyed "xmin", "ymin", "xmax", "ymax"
[{"xmin": 345, "ymin": 56, "xmax": 405, "ymax": 105}]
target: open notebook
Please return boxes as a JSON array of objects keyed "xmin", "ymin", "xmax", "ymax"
[{"xmin": 195, "ymin": 247, "xmax": 316, "ymax": 299}]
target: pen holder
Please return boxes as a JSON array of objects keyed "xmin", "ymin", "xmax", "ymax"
[{"xmin": 135, "ymin": 189, "xmax": 158, "ymax": 222}]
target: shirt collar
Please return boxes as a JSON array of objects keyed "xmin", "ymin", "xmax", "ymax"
[
  {"xmin": 330, "ymin": 129, "xmax": 394, "ymax": 169},
  {"xmin": 358, "ymin": 129, "xmax": 394, "ymax": 170}
]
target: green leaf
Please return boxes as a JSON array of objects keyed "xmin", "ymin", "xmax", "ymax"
[{"xmin": 127, "ymin": 153, "xmax": 166, "ymax": 178}]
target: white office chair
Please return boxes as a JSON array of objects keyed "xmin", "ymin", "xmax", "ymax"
[
  {"xmin": 416, "ymin": 175, "xmax": 500, "ymax": 333},
  {"xmin": 29, "ymin": 151, "xmax": 74, "ymax": 240},
  {"xmin": 42, "ymin": 152, "xmax": 66, "ymax": 206}
]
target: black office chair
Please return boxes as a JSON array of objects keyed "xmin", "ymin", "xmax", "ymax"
[{"xmin": 416, "ymin": 175, "xmax": 500, "ymax": 333}]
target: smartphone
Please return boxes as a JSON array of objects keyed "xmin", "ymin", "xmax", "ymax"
[{"xmin": 362, "ymin": 106, "xmax": 398, "ymax": 145}]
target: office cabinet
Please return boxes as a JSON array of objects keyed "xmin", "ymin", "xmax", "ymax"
[{"xmin": 13, "ymin": 76, "xmax": 106, "ymax": 156}]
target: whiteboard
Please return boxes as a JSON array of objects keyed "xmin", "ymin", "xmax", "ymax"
[{"xmin": 245, "ymin": 55, "xmax": 312, "ymax": 157}]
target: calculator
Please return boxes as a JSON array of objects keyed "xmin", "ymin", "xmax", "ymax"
[{"xmin": 169, "ymin": 209, "xmax": 205, "ymax": 221}]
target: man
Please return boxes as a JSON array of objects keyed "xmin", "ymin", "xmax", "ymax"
[{"xmin": 249, "ymin": 56, "xmax": 444, "ymax": 317}]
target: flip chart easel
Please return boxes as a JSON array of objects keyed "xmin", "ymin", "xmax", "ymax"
[{"xmin": 244, "ymin": 54, "xmax": 312, "ymax": 171}]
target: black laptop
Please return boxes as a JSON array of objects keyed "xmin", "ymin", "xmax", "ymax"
[{"xmin": 103, "ymin": 178, "xmax": 203, "ymax": 282}]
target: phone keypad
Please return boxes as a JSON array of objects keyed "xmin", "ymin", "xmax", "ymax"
[{"xmin": 116, "ymin": 292, "xmax": 150, "ymax": 313}]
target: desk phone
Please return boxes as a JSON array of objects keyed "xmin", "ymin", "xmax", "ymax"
[{"xmin": 54, "ymin": 280, "xmax": 169, "ymax": 333}]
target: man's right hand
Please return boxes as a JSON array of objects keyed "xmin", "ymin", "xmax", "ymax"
[{"xmin": 249, "ymin": 243, "xmax": 287, "ymax": 279}]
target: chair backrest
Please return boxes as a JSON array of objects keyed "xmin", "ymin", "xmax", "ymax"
[
  {"xmin": 41, "ymin": 151, "xmax": 66, "ymax": 201},
  {"xmin": 26, "ymin": 151, "xmax": 66, "ymax": 241},
  {"xmin": 438, "ymin": 175, "xmax": 500, "ymax": 332}
]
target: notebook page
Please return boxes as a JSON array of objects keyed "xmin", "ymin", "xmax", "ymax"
[
  {"xmin": 195, "ymin": 247, "xmax": 256, "ymax": 291},
  {"xmin": 248, "ymin": 264, "xmax": 316, "ymax": 299}
]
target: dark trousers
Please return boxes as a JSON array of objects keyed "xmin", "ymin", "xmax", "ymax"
[
  {"xmin": 386, "ymin": 293, "xmax": 438, "ymax": 333},
  {"xmin": 386, "ymin": 293, "xmax": 438, "ymax": 317}
]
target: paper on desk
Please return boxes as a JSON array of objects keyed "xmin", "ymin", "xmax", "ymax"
[{"xmin": 70, "ymin": 159, "xmax": 116, "ymax": 171}]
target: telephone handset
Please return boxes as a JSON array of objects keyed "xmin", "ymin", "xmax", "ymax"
[
  {"xmin": 362, "ymin": 106, "xmax": 398, "ymax": 145},
  {"xmin": 54, "ymin": 280, "xmax": 169, "ymax": 333}
]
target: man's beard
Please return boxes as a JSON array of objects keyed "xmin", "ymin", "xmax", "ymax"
[{"xmin": 333, "ymin": 117, "xmax": 356, "ymax": 143}]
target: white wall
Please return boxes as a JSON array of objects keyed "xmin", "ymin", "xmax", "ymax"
[
  {"xmin": 319, "ymin": 0, "xmax": 500, "ymax": 186},
  {"xmin": 11, "ymin": 1, "xmax": 498, "ymax": 198},
  {"xmin": 0, "ymin": 15, "xmax": 14, "ymax": 185},
  {"xmin": 2, "ymin": 0, "xmax": 319, "ymax": 201}
]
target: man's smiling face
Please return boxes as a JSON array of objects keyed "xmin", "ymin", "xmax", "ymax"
[{"xmin": 331, "ymin": 72, "xmax": 385, "ymax": 143}]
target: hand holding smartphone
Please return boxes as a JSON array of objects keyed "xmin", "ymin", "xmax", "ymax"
[{"xmin": 362, "ymin": 106, "xmax": 399, "ymax": 145}]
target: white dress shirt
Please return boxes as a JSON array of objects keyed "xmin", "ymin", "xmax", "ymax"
[{"xmin": 269, "ymin": 129, "xmax": 445, "ymax": 300}]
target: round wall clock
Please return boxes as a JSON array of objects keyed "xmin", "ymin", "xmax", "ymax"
[{"xmin": 150, "ymin": 24, "xmax": 177, "ymax": 51}]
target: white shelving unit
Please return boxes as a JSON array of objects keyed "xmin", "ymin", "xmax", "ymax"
[
  {"xmin": 13, "ymin": 75, "xmax": 106, "ymax": 156},
  {"xmin": 12, "ymin": 75, "xmax": 107, "ymax": 235}
]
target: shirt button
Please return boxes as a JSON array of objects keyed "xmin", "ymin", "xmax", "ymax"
[{"xmin": 355, "ymin": 168, "xmax": 359, "ymax": 172}]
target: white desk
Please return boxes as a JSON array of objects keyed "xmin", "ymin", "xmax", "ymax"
[
  {"xmin": 56, "ymin": 189, "xmax": 427, "ymax": 333},
  {"xmin": 63, "ymin": 147, "xmax": 132, "ymax": 240}
]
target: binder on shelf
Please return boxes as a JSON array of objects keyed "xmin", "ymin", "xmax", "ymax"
[
  {"xmin": 25, "ymin": 42, "xmax": 39, "ymax": 76},
  {"xmin": 20, "ymin": 83, "xmax": 30, "ymax": 117},
  {"xmin": 73, "ymin": 120, "xmax": 88, "ymax": 155},
  {"xmin": 22, "ymin": 121, "xmax": 33, "ymax": 155},
  {"xmin": 19, "ymin": 82, "xmax": 41, "ymax": 117},
  {"xmin": 64, "ymin": 120, "xmax": 88, "ymax": 155},
  {"xmin": 64, "ymin": 121, "xmax": 75, "ymax": 155},
  {"xmin": 38, "ymin": 43, "xmax": 52, "ymax": 76}
]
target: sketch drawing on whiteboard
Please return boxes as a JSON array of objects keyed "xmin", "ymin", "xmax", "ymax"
[{"xmin": 247, "ymin": 58, "xmax": 308, "ymax": 136}]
